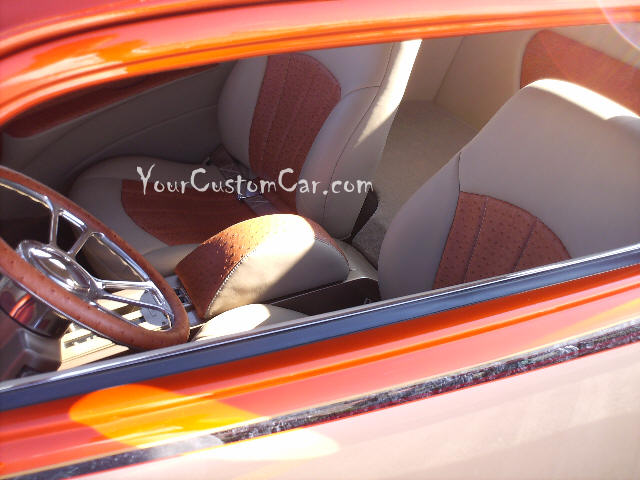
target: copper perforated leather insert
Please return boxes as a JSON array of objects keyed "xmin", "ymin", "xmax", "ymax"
[
  {"xmin": 433, "ymin": 193, "xmax": 570, "ymax": 289},
  {"xmin": 175, "ymin": 214, "xmax": 344, "ymax": 319},
  {"xmin": 521, "ymin": 30, "xmax": 640, "ymax": 114},
  {"xmin": 121, "ymin": 180, "xmax": 255, "ymax": 246},
  {"xmin": 249, "ymin": 53, "xmax": 341, "ymax": 210}
]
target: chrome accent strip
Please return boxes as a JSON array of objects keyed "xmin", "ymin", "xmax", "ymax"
[{"xmin": 10, "ymin": 313, "xmax": 640, "ymax": 480}]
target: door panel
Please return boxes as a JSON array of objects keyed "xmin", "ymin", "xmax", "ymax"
[{"xmin": 1, "ymin": 62, "xmax": 234, "ymax": 192}]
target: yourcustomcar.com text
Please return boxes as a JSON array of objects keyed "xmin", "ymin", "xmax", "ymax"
[{"xmin": 136, "ymin": 164, "xmax": 373, "ymax": 196}]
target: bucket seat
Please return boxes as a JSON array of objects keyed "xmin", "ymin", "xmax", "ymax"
[{"xmin": 70, "ymin": 41, "xmax": 421, "ymax": 276}]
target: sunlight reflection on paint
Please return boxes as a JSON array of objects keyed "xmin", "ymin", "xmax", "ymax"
[{"xmin": 70, "ymin": 384, "xmax": 263, "ymax": 448}]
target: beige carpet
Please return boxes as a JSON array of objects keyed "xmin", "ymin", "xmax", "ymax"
[{"xmin": 353, "ymin": 100, "xmax": 477, "ymax": 266}]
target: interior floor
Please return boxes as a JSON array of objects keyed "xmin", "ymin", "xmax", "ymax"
[{"xmin": 353, "ymin": 101, "xmax": 477, "ymax": 265}]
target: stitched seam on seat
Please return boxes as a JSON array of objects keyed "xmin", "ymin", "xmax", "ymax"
[
  {"xmin": 292, "ymin": 83, "xmax": 381, "ymax": 193},
  {"xmin": 314, "ymin": 235, "xmax": 348, "ymax": 264},
  {"xmin": 463, "ymin": 195, "xmax": 488, "ymax": 283},
  {"xmin": 206, "ymin": 245, "xmax": 262, "ymax": 317},
  {"xmin": 316, "ymin": 86, "xmax": 379, "ymax": 226},
  {"xmin": 430, "ymin": 156, "xmax": 462, "ymax": 289},
  {"xmin": 512, "ymin": 218, "xmax": 538, "ymax": 272},
  {"xmin": 287, "ymin": 72, "xmax": 333, "ymax": 174},
  {"xmin": 205, "ymin": 235, "xmax": 346, "ymax": 316}
]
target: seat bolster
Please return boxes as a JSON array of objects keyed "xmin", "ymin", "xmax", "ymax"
[
  {"xmin": 378, "ymin": 155, "xmax": 460, "ymax": 299},
  {"xmin": 194, "ymin": 304, "xmax": 304, "ymax": 341},
  {"xmin": 70, "ymin": 176, "xmax": 166, "ymax": 255},
  {"xmin": 217, "ymin": 57, "xmax": 268, "ymax": 168},
  {"xmin": 70, "ymin": 156, "xmax": 217, "ymax": 255}
]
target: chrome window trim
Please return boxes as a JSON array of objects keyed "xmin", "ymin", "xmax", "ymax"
[{"xmin": 0, "ymin": 242, "xmax": 639, "ymax": 411}]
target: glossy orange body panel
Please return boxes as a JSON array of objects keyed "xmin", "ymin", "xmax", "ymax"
[
  {"xmin": 1, "ymin": 265, "xmax": 638, "ymax": 476},
  {"xmin": 1, "ymin": 0, "xmax": 640, "ymax": 126},
  {"xmin": 0, "ymin": 0, "xmax": 277, "ymax": 58}
]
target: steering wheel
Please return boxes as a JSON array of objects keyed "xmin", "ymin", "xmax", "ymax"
[{"xmin": 0, "ymin": 167, "xmax": 189, "ymax": 350}]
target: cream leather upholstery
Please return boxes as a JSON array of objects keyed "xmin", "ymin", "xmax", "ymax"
[
  {"xmin": 379, "ymin": 79, "xmax": 640, "ymax": 299},
  {"xmin": 70, "ymin": 41, "xmax": 421, "ymax": 275}
]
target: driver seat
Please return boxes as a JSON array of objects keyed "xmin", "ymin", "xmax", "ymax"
[{"xmin": 195, "ymin": 79, "xmax": 640, "ymax": 340}]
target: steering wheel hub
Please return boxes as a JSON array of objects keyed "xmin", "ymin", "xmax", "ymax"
[{"xmin": 17, "ymin": 240, "xmax": 92, "ymax": 296}]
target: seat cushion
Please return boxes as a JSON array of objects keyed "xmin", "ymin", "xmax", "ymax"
[
  {"xmin": 194, "ymin": 304, "xmax": 305, "ymax": 341},
  {"xmin": 120, "ymin": 179, "xmax": 255, "ymax": 246},
  {"xmin": 69, "ymin": 155, "xmax": 251, "ymax": 276}
]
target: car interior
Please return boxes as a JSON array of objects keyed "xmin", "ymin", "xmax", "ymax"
[{"xmin": 0, "ymin": 23, "xmax": 639, "ymax": 379}]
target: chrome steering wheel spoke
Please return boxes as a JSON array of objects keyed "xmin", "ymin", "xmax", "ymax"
[
  {"xmin": 95, "ymin": 278, "xmax": 155, "ymax": 292},
  {"xmin": 97, "ymin": 292, "xmax": 172, "ymax": 317},
  {"xmin": 92, "ymin": 276, "xmax": 174, "ymax": 325},
  {"xmin": 0, "ymin": 174, "xmax": 179, "ymax": 336},
  {"xmin": 48, "ymin": 206, "xmax": 60, "ymax": 247},
  {"xmin": 66, "ymin": 225, "xmax": 93, "ymax": 257}
]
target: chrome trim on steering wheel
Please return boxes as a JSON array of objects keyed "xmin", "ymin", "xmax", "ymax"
[{"xmin": 0, "ymin": 176, "xmax": 175, "ymax": 339}]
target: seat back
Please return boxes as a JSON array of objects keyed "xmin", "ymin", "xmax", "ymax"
[
  {"xmin": 217, "ymin": 41, "xmax": 421, "ymax": 239},
  {"xmin": 379, "ymin": 79, "xmax": 640, "ymax": 299}
]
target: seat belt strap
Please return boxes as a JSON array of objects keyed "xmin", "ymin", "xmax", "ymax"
[{"xmin": 205, "ymin": 146, "xmax": 279, "ymax": 216}]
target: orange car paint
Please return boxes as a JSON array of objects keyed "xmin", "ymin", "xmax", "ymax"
[
  {"xmin": 0, "ymin": 0, "xmax": 278, "ymax": 58},
  {"xmin": 1, "ymin": 264, "xmax": 638, "ymax": 477},
  {"xmin": 1, "ymin": 0, "xmax": 640, "ymax": 127}
]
